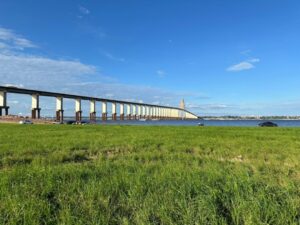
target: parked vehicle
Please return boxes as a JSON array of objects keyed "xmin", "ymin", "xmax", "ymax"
[
  {"xmin": 258, "ymin": 121, "xmax": 278, "ymax": 127},
  {"xmin": 19, "ymin": 120, "xmax": 33, "ymax": 124},
  {"xmin": 66, "ymin": 120, "xmax": 76, "ymax": 125}
]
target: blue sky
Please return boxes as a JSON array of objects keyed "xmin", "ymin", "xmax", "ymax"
[{"xmin": 1, "ymin": 0, "xmax": 300, "ymax": 116}]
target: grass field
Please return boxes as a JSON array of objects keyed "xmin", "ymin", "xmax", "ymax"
[{"xmin": 0, "ymin": 124, "xmax": 300, "ymax": 225}]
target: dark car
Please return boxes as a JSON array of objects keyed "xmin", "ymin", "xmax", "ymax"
[
  {"xmin": 66, "ymin": 120, "xmax": 76, "ymax": 125},
  {"xmin": 258, "ymin": 121, "xmax": 278, "ymax": 127}
]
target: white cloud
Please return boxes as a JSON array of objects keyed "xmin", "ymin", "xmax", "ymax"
[
  {"xmin": 227, "ymin": 58, "xmax": 260, "ymax": 72},
  {"xmin": 0, "ymin": 27, "xmax": 204, "ymax": 116},
  {"xmin": 0, "ymin": 27, "xmax": 37, "ymax": 51},
  {"xmin": 78, "ymin": 5, "xmax": 90, "ymax": 15},
  {"xmin": 103, "ymin": 52, "xmax": 125, "ymax": 62},
  {"xmin": 227, "ymin": 62, "xmax": 254, "ymax": 72},
  {"xmin": 0, "ymin": 54, "xmax": 97, "ymax": 89},
  {"xmin": 248, "ymin": 58, "xmax": 260, "ymax": 63}
]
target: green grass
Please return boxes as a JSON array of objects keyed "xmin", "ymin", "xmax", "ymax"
[{"xmin": 0, "ymin": 124, "xmax": 300, "ymax": 225}]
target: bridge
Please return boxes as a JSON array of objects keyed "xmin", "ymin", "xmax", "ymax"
[{"xmin": 0, "ymin": 86, "xmax": 198, "ymax": 122}]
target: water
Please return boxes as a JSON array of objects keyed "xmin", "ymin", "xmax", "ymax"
[{"xmin": 86, "ymin": 119, "xmax": 300, "ymax": 127}]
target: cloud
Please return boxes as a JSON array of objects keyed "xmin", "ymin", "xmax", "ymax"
[
  {"xmin": 248, "ymin": 58, "xmax": 260, "ymax": 63},
  {"xmin": 0, "ymin": 54, "xmax": 97, "ymax": 90},
  {"xmin": 0, "ymin": 27, "xmax": 37, "ymax": 51},
  {"xmin": 227, "ymin": 58, "xmax": 260, "ymax": 72},
  {"xmin": 78, "ymin": 5, "xmax": 90, "ymax": 15},
  {"xmin": 187, "ymin": 103, "xmax": 235, "ymax": 111},
  {"xmin": 156, "ymin": 70, "xmax": 166, "ymax": 78},
  {"xmin": 103, "ymin": 52, "xmax": 125, "ymax": 62},
  {"xmin": 227, "ymin": 62, "xmax": 254, "ymax": 72},
  {"xmin": 0, "ymin": 27, "xmax": 204, "ymax": 116}
]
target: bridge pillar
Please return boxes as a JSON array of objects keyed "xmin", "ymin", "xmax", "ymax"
[
  {"xmin": 31, "ymin": 94, "xmax": 41, "ymax": 119},
  {"xmin": 142, "ymin": 105, "xmax": 146, "ymax": 119},
  {"xmin": 126, "ymin": 104, "xmax": 131, "ymax": 120},
  {"xmin": 90, "ymin": 100, "xmax": 96, "ymax": 122},
  {"xmin": 0, "ymin": 91, "xmax": 9, "ymax": 116},
  {"xmin": 75, "ymin": 99, "xmax": 82, "ymax": 123},
  {"xmin": 56, "ymin": 97, "xmax": 64, "ymax": 123},
  {"xmin": 120, "ymin": 103, "xmax": 124, "ymax": 120},
  {"xmin": 102, "ymin": 101, "xmax": 107, "ymax": 120},
  {"xmin": 137, "ymin": 105, "xmax": 142, "ymax": 119},
  {"xmin": 149, "ymin": 107, "xmax": 152, "ymax": 119},
  {"xmin": 112, "ymin": 102, "xmax": 117, "ymax": 120},
  {"xmin": 132, "ymin": 105, "xmax": 137, "ymax": 120},
  {"xmin": 145, "ymin": 106, "xmax": 149, "ymax": 119}
]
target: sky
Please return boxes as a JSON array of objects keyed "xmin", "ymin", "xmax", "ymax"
[{"xmin": 0, "ymin": 0, "xmax": 300, "ymax": 116}]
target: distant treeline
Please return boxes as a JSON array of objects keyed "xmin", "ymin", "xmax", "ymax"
[{"xmin": 202, "ymin": 116, "xmax": 300, "ymax": 120}]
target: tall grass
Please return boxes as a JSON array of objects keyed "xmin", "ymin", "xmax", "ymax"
[{"xmin": 0, "ymin": 124, "xmax": 300, "ymax": 224}]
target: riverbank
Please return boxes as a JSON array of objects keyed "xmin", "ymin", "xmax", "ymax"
[
  {"xmin": 0, "ymin": 115, "xmax": 54, "ymax": 124},
  {"xmin": 1, "ymin": 124, "xmax": 300, "ymax": 224}
]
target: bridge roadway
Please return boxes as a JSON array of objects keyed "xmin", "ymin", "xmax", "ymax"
[{"xmin": 0, "ymin": 86, "xmax": 198, "ymax": 122}]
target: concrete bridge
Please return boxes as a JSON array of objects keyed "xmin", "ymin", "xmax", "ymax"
[{"xmin": 0, "ymin": 86, "xmax": 198, "ymax": 122}]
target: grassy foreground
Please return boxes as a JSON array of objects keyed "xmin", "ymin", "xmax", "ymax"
[{"xmin": 0, "ymin": 124, "xmax": 300, "ymax": 225}]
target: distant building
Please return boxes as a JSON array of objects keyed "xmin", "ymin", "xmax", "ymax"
[{"xmin": 179, "ymin": 99, "xmax": 185, "ymax": 110}]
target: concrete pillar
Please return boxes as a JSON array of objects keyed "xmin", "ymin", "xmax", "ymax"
[
  {"xmin": 137, "ymin": 105, "xmax": 142, "ymax": 119},
  {"xmin": 75, "ymin": 99, "xmax": 82, "ymax": 122},
  {"xmin": 90, "ymin": 100, "xmax": 96, "ymax": 122},
  {"xmin": 31, "ymin": 94, "xmax": 41, "ymax": 119},
  {"xmin": 149, "ymin": 107, "xmax": 153, "ymax": 119},
  {"xmin": 168, "ymin": 108, "xmax": 171, "ymax": 119},
  {"xmin": 0, "ymin": 91, "xmax": 9, "ymax": 116},
  {"xmin": 102, "ymin": 101, "xmax": 107, "ymax": 120},
  {"xmin": 112, "ymin": 102, "xmax": 117, "ymax": 120},
  {"xmin": 126, "ymin": 104, "xmax": 131, "ymax": 120},
  {"xmin": 146, "ymin": 106, "xmax": 150, "ymax": 119},
  {"xmin": 132, "ymin": 105, "xmax": 137, "ymax": 120},
  {"xmin": 142, "ymin": 106, "xmax": 146, "ymax": 118},
  {"xmin": 120, "ymin": 103, "xmax": 124, "ymax": 120},
  {"xmin": 56, "ymin": 97, "xmax": 64, "ymax": 123}
]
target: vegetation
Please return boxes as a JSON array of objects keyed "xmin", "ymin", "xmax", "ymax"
[{"xmin": 0, "ymin": 124, "xmax": 300, "ymax": 225}]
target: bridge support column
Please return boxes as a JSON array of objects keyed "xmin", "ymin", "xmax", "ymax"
[
  {"xmin": 0, "ymin": 91, "xmax": 9, "ymax": 116},
  {"xmin": 120, "ymin": 104, "xmax": 124, "ymax": 120},
  {"xmin": 112, "ymin": 102, "xmax": 117, "ymax": 120},
  {"xmin": 75, "ymin": 99, "xmax": 82, "ymax": 123},
  {"xmin": 102, "ymin": 102, "xmax": 107, "ymax": 121},
  {"xmin": 149, "ymin": 107, "xmax": 152, "ymax": 119},
  {"xmin": 142, "ymin": 106, "xmax": 146, "ymax": 119},
  {"xmin": 90, "ymin": 100, "xmax": 96, "ymax": 122},
  {"xmin": 137, "ymin": 105, "xmax": 142, "ymax": 119},
  {"xmin": 31, "ymin": 94, "xmax": 41, "ymax": 119},
  {"xmin": 157, "ymin": 107, "xmax": 160, "ymax": 119},
  {"xmin": 56, "ymin": 97, "xmax": 64, "ymax": 123},
  {"xmin": 126, "ymin": 104, "xmax": 131, "ymax": 120},
  {"xmin": 146, "ymin": 106, "xmax": 150, "ymax": 119},
  {"xmin": 163, "ymin": 108, "xmax": 165, "ymax": 120},
  {"xmin": 132, "ymin": 105, "xmax": 137, "ymax": 120}
]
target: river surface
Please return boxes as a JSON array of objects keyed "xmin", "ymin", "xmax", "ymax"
[{"xmin": 74, "ymin": 119, "xmax": 300, "ymax": 127}]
